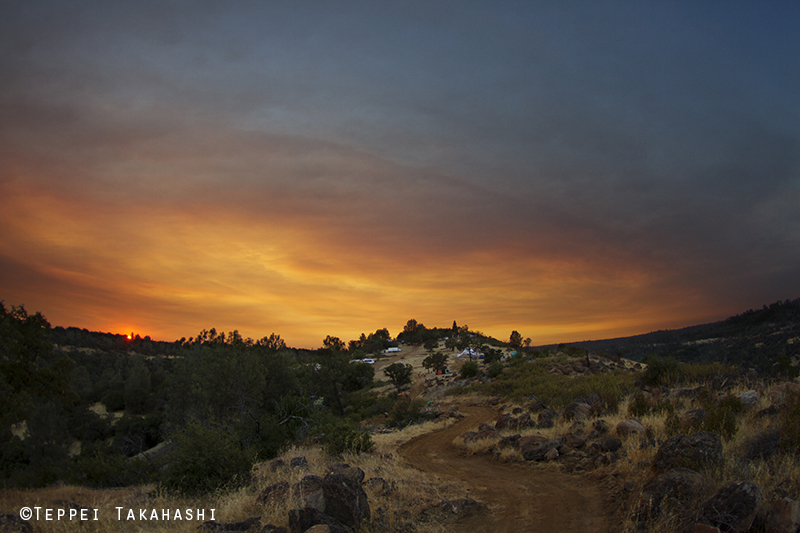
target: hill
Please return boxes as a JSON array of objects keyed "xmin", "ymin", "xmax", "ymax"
[{"xmin": 536, "ymin": 298, "xmax": 800, "ymax": 377}]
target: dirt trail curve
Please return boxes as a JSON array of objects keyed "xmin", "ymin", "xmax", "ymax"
[{"xmin": 398, "ymin": 404, "xmax": 611, "ymax": 533}]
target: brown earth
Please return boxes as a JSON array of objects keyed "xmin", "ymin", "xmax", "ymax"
[{"xmin": 399, "ymin": 403, "xmax": 612, "ymax": 533}]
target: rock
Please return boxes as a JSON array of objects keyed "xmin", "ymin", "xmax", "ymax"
[
  {"xmin": 769, "ymin": 382, "xmax": 800, "ymax": 404},
  {"xmin": 640, "ymin": 468, "xmax": 705, "ymax": 514},
  {"xmin": 515, "ymin": 412, "xmax": 535, "ymax": 429},
  {"xmin": 297, "ymin": 474, "xmax": 326, "ymax": 511},
  {"xmin": 653, "ymin": 432, "xmax": 723, "ymax": 473},
  {"xmin": 320, "ymin": 473, "xmax": 370, "ymax": 530},
  {"xmin": 681, "ymin": 409, "xmax": 707, "ymax": 430},
  {"xmin": 616, "ymin": 419, "xmax": 646, "ymax": 437},
  {"xmin": 566, "ymin": 433, "xmax": 587, "ymax": 449},
  {"xmin": 305, "ymin": 525, "xmax": 331, "ymax": 533},
  {"xmin": 544, "ymin": 447, "xmax": 559, "ymax": 461},
  {"xmin": 365, "ymin": 477, "xmax": 395, "ymax": 495},
  {"xmin": 744, "ymin": 430, "xmax": 782, "ymax": 461},
  {"xmin": 537, "ymin": 409, "xmax": 556, "ymax": 428},
  {"xmin": 0, "ymin": 515, "xmax": 32, "ymax": 533},
  {"xmin": 291, "ymin": 455, "xmax": 308, "ymax": 468},
  {"xmin": 261, "ymin": 526, "xmax": 288, "ymax": 533},
  {"xmin": 494, "ymin": 413, "xmax": 513, "ymax": 430},
  {"xmin": 768, "ymin": 498, "xmax": 800, "ymax": 533},
  {"xmin": 270, "ymin": 458, "xmax": 286, "ymax": 471},
  {"xmin": 602, "ymin": 437, "xmax": 622, "ymax": 453},
  {"xmin": 199, "ymin": 516, "xmax": 261, "ymax": 531},
  {"xmin": 698, "ymin": 481, "xmax": 761, "ymax": 533},
  {"xmin": 593, "ymin": 419, "xmax": 610, "ymax": 434},
  {"xmin": 288, "ymin": 508, "xmax": 349, "ymax": 533},
  {"xmin": 441, "ymin": 498, "xmax": 486, "ymax": 518},
  {"xmin": 738, "ymin": 390, "xmax": 760, "ymax": 406},
  {"xmin": 564, "ymin": 402, "xmax": 592, "ymax": 421},
  {"xmin": 498, "ymin": 434, "xmax": 521, "ymax": 448},
  {"xmin": 333, "ymin": 466, "xmax": 365, "ymax": 485},
  {"xmin": 258, "ymin": 481, "xmax": 291, "ymax": 504},
  {"xmin": 693, "ymin": 525, "xmax": 721, "ymax": 533}
]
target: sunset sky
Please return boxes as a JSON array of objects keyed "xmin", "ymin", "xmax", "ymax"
[{"xmin": 2, "ymin": 2, "xmax": 799, "ymax": 349}]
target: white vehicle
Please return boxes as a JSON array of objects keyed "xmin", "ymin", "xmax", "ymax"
[{"xmin": 362, "ymin": 358, "xmax": 376, "ymax": 365}]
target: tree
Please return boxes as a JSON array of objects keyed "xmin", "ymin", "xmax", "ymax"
[
  {"xmin": 323, "ymin": 335, "xmax": 345, "ymax": 352},
  {"xmin": 509, "ymin": 330, "xmax": 523, "ymax": 350},
  {"xmin": 422, "ymin": 352, "xmax": 448, "ymax": 374},
  {"xmin": 423, "ymin": 338, "xmax": 439, "ymax": 353},
  {"xmin": 383, "ymin": 363, "xmax": 413, "ymax": 390}
]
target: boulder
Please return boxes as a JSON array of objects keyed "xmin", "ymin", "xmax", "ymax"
[
  {"xmin": 320, "ymin": 473, "xmax": 370, "ymax": 530},
  {"xmin": 258, "ymin": 481, "xmax": 290, "ymax": 504},
  {"xmin": 602, "ymin": 437, "xmax": 622, "ymax": 453},
  {"xmin": 199, "ymin": 516, "xmax": 261, "ymax": 532},
  {"xmin": 0, "ymin": 515, "xmax": 32, "ymax": 533},
  {"xmin": 494, "ymin": 414, "xmax": 513, "ymax": 430},
  {"xmin": 304, "ymin": 525, "xmax": 332, "ymax": 533},
  {"xmin": 738, "ymin": 390, "xmax": 760, "ymax": 406},
  {"xmin": 768, "ymin": 498, "xmax": 800, "ymax": 533},
  {"xmin": 288, "ymin": 508, "xmax": 349, "ymax": 533},
  {"xmin": 653, "ymin": 432, "xmax": 723, "ymax": 472},
  {"xmin": 640, "ymin": 468, "xmax": 705, "ymax": 514},
  {"xmin": 291, "ymin": 455, "xmax": 308, "ymax": 468},
  {"xmin": 616, "ymin": 419, "xmax": 645, "ymax": 437},
  {"xmin": 566, "ymin": 433, "xmax": 587, "ymax": 449},
  {"xmin": 681, "ymin": 409, "xmax": 707, "ymax": 430},
  {"xmin": 698, "ymin": 481, "xmax": 760, "ymax": 533},
  {"xmin": 332, "ymin": 466, "xmax": 365, "ymax": 485},
  {"xmin": 564, "ymin": 402, "xmax": 592, "ymax": 421},
  {"xmin": 537, "ymin": 409, "xmax": 556, "ymax": 428}
]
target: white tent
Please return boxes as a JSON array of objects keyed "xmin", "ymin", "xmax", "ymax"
[{"xmin": 456, "ymin": 348, "xmax": 479, "ymax": 358}]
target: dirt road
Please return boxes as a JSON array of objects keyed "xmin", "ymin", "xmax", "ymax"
[{"xmin": 398, "ymin": 404, "xmax": 610, "ymax": 533}]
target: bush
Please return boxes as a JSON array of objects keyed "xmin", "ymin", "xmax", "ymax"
[
  {"xmin": 459, "ymin": 361, "xmax": 479, "ymax": 379},
  {"xmin": 781, "ymin": 389, "xmax": 800, "ymax": 452},
  {"xmin": 641, "ymin": 355, "xmax": 683, "ymax": 387},
  {"xmin": 160, "ymin": 421, "xmax": 256, "ymax": 495},
  {"xmin": 701, "ymin": 395, "xmax": 745, "ymax": 441},
  {"xmin": 487, "ymin": 361, "xmax": 504, "ymax": 378},
  {"xmin": 316, "ymin": 420, "xmax": 374, "ymax": 456}
]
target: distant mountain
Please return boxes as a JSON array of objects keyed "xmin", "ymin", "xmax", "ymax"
[{"xmin": 545, "ymin": 298, "xmax": 800, "ymax": 377}]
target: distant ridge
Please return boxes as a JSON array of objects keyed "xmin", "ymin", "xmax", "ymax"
[{"xmin": 540, "ymin": 298, "xmax": 800, "ymax": 376}]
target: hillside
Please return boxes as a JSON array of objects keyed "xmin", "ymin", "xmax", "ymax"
[{"xmin": 539, "ymin": 298, "xmax": 800, "ymax": 377}]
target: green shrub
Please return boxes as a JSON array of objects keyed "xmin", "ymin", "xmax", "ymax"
[
  {"xmin": 641, "ymin": 355, "xmax": 683, "ymax": 387},
  {"xmin": 487, "ymin": 361, "xmax": 504, "ymax": 378},
  {"xmin": 160, "ymin": 421, "xmax": 256, "ymax": 495},
  {"xmin": 780, "ymin": 389, "xmax": 800, "ymax": 452},
  {"xmin": 315, "ymin": 420, "xmax": 374, "ymax": 456},
  {"xmin": 459, "ymin": 361, "xmax": 479, "ymax": 379},
  {"xmin": 701, "ymin": 394, "xmax": 745, "ymax": 441},
  {"xmin": 387, "ymin": 396, "xmax": 434, "ymax": 428}
]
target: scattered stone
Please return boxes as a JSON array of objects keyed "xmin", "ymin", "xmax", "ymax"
[
  {"xmin": 738, "ymin": 390, "xmax": 760, "ymax": 406},
  {"xmin": 566, "ymin": 433, "xmax": 587, "ymax": 449},
  {"xmin": 698, "ymin": 481, "xmax": 760, "ymax": 533},
  {"xmin": 199, "ymin": 516, "xmax": 261, "ymax": 532},
  {"xmin": 564, "ymin": 401, "xmax": 592, "ymax": 421},
  {"xmin": 616, "ymin": 419, "xmax": 646, "ymax": 437},
  {"xmin": 441, "ymin": 498, "xmax": 486, "ymax": 518},
  {"xmin": 681, "ymin": 409, "xmax": 707, "ymax": 430},
  {"xmin": 0, "ymin": 514, "xmax": 32, "ymax": 533},
  {"xmin": 602, "ymin": 437, "xmax": 622, "ymax": 453},
  {"xmin": 291, "ymin": 456, "xmax": 308, "ymax": 468},
  {"xmin": 693, "ymin": 525, "xmax": 721, "ymax": 533},
  {"xmin": 744, "ymin": 430, "xmax": 782, "ymax": 461},
  {"xmin": 768, "ymin": 498, "xmax": 800, "ymax": 533},
  {"xmin": 258, "ymin": 481, "xmax": 290, "ymax": 504},
  {"xmin": 640, "ymin": 468, "xmax": 705, "ymax": 515},
  {"xmin": 304, "ymin": 525, "xmax": 331, "ymax": 533},
  {"xmin": 653, "ymin": 432, "xmax": 723, "ymax": 473},
  {"xmin": 288, "ymin": 508, "xmax": 349, "ymax": 533}
]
